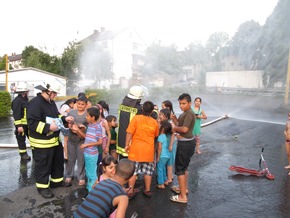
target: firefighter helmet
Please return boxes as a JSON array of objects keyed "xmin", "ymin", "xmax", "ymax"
[
  {"xmin": 127, "ymin": 85, "xmax": 145, "ymax": 99},
  {"xmin": 15, "ymin": 82, "xmax": 29, "ymax": 93}
]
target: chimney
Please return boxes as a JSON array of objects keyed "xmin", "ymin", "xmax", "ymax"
[{"xmin": 94, "ymin": 30, "xmax": 99, "ymax": 35}]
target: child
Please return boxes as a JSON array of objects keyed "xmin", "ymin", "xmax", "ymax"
[
  {"xmin": 159, "ymin": 108, "xmax": 177, "ymax": 184},
  {"xmin": 80, "ymin": 107, "xmax": 103, "ymax": 192},
  {"xmin": 284, "ymin": 112, "xmax": 290, "ymax": 174},
  {"xmin": 105, "ymin": 115, "xmax": 118, "ymax": 160},
  {"xmin": 59, "ymin": 97, "xmax": 76, "ymax": 161},
  {"xmin": 74, "ymin": 159, "xmax": 135, "ymax": 218},
  {"xmin": 170, "ymin": 93, "xmax": 195, "ymax": 204},
  {"xmin": 125, "ymin": 101, "xmax": 159, "ymax": 198},
  {"xmin": 65, "ymin": 96, "xmax": 88, "ymax": 187},
  {"xmin": 192, "ymin": 97, "xmax": 207, "ymax": 154},
  {"xmin": 95, "ymin": 155, "xmax": 118, "ymax": 185},
  {"xmin": 156, "ymin": 120, "xmax": 172, "ymax": 189},
  {"xmin": 95, "ymin": 104, "xmax": 111, "ymax": 163}
]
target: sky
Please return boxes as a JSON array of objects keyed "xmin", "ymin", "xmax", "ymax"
[{"xmin": 1, "ymin": 0, "xmax": 278, "ymax": 56}]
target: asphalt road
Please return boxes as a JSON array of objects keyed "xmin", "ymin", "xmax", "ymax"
[{"xmin": 0, "ymin": 94, "xmax": 289, "ymax": 217}]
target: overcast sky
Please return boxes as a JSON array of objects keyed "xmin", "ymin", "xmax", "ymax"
[{"xmin": 1, "ymin": 0, "xmax": 278, "ymax": 56}]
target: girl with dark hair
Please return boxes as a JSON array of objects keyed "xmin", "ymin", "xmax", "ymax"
[
  {"xmin": 59, "ymin": 97, "xmax": 77, "ymax": 161},
  {"xmin": 156, "ymin": 120, "xmax": 172, "ymax": 189},
  {"xmin": 93, "ymin": 155, "xmax": 118, "ymax": 218},
  {"xmin": 95, "ymin": 104, "xmax": 111, "ymax": 167},
  {"xmin": 192, "ymin": 97, "xmax": 207, "ymax": 154},
  {"xmin": 161, "ymin": 101, "xmax": 177, "ymax": 183},
  {"xmin": 98, "ymin": 100, "xmax": 109, "ymax": 117}
]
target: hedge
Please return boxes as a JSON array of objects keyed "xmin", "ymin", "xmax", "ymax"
[{"xmin": 0, "ymin": 91, "xmax": 11, "ymax": 118}]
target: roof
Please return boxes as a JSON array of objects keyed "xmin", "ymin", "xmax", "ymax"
[
  {"xmin": 8, "ymin": 54, "xmax": 22, "ymax": 62},
  {"xmin": 0, "ymin": 67, "xmax": 67, "ymax": 80},
  {"xmin": 79, "ymin": 27, "xmax": 130, "ymax": 43}
]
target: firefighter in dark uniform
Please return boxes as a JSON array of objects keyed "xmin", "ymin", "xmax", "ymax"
[
  {"xmin": 11, "ymin": 82, "xmax": 31, "ymax": 161},
  {"xmin": 27, "ymin": 82, "xmax": 74, "ymax": 198},
  {"xmin": 117, "ymin": 85, "xmax": 144, "ymax": 159}
]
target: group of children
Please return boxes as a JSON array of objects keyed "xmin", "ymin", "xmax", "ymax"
[
  {"xmin": 58, "ymin": 94, "xmax": 118, "ymax": 193},
  {"xmin": 61, "ymin": 92, "xmax": 208, "ymax": 216}
]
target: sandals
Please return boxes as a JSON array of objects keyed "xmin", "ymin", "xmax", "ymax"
[
  {"xmin": 142, "ymin": 190, "xmax": 152, "ymax": 198},
  {"xmin": 170, "ymin": 195, "xmax": 187, "ymax": 204},
  {"xmin": 78, "ymin": 180, "xmax": 86, "ymax": 186},
  {"xmin": 171, "ymin": 186, "xmax": 188, "ymax": 194},
  {"xmin": 128, "ymin": 188, "xmax": 140, "ymax": 200},
  {"xmin": 156, "ymin": 184, "xmax": 165, "ymax": 189},
  {"xmin": 64, "ymin": 178, "xmax": 72, "ymax": 186}
]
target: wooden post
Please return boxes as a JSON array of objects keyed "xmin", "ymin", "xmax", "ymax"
[
  {"xmin": 5, "ymin": 54, "xmax": 9, "ymax": 92},
  {"xmin": 285, "ymin": 48, "xmax": 290, "ymax": 106}
]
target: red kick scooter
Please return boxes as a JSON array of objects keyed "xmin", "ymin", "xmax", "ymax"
[{"xmin": 229, "ymin": 148, "xmax": 275, "ymax": 180}]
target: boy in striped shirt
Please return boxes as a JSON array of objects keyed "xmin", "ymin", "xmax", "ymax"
[{"xmin": 80, "ymin": 107, "xmax": 103, "ymax": 192}]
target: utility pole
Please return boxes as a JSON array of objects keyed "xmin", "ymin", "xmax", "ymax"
[{"xmin": 5, "ymin": 54, "xmax": 9, "ymax": 92}]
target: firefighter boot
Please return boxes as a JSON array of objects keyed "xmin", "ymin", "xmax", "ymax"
[
  {"xmin": 21, "ymin": 153, "xmax": 31, "ymax": 161},
  {"xmin": 38, "ymin": 188, "xmax": 54, "ymax": 198}
]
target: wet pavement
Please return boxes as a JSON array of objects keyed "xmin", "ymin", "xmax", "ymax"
[{"xmin": 1, "ymin": 94, "xmax": 290, "ymax": 217}]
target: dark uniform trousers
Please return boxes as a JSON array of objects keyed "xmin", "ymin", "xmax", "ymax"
[
  {"xmin": 15, "ymin": 125, "xmax": 29, "ymax": 154},
  {"xmin": 34, "ymin": 143, "xmax": 64, "ymax": 189}
]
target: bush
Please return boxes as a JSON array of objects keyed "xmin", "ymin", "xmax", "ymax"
[
  {"xmin": 0, "ymin": 91, "xmax": 11, "ymax": 118},
  {"xmin": 85, "ymin": 88, "xmax": 129, "ymax": 106}
]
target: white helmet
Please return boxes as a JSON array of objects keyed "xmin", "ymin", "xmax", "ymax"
[
  {"xmin": 46, "ymin": 82, "xmax": 61, "ymax": 94},
  {"xmin": 127, "ymin": 85, "xmax": 145, "ymax": 99},
  {"xmin": 15, "ymin": 82, "xmax": 29, "ymax": 93},
  {"xmin": 35, "ymin": 81, "xmax": 61, "ymax": 94}
]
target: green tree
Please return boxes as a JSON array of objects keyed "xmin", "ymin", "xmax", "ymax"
[
  {"xmin": 257, "ymin": 0, "xmax": 290, "ymax": 87},
  {"xmin": 21, "ymin": 46, "xmax": 61, "ymax": 75},
  {"xmin": 206, "ymin": 32, "xmax": 230, "ymax": 71},
  {"xmin": 0, "ymin": 55, "xmax": 13, "ymax": 70},
  {"xmin": 229, "ymin": 20, "xmax": 262, "ymax": 70},
  {"xmin": 60, "ymin": 41, "xmax": 82, "ymax": 92}
]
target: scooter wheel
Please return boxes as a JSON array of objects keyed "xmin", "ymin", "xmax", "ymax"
[
  {"xmin": 229, "ymin": 166, "xmax": 236, "ymax": 171},
  {"xmin": 266, "ymin": 173, "xmax": 275, "ymax": 180}
]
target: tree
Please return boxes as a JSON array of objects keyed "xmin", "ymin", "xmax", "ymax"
[
  {"xmin": 21, "ymin": 46, "xmax": 61, "ymax": 75},
  {"xmin": 181, "ymin": 42, "xmax": 210, "ymax": 85},
  {"xmin": 0, "ymin": 55, "xmax": 12, "ymax": 70},
  {"xmin": 257, "ymin": 0, "xmax": 290, "ymax": 87},
  {"xmin": 205, "ymin": 32, "xmax": 230, "ymax": 71},
  {"xmin": 229, "ymin": 20, "xmax": 262, "ymax": 70},
  {"xmin": 60, "ymin": 41, "xmax": 82, "ymax": 92}
]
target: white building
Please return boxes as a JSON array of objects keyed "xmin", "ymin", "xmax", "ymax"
[
  {"xmin": 0, "ymin": 67, "xmax": 67, "ymax": 96},
  {"xmin": 206, "ymin": 71, "xmax": 264, "ymax": 89},
  {"xmin": 79, "ymin": 27, "xmax": 147, "ymax": 89}
]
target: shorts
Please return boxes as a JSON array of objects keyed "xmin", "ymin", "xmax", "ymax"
[
  {"xmin": 133, "ymin": 161, "xmax": 154, "ymax": 176},
  {"xmin": 109, "ymin": 144, "xmax": 116, "ymax": 152},
  {"xmin": 175, "ymin": 139, "xmax": 196, "ymax": 176}
]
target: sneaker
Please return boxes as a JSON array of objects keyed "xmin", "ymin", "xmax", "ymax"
[
  {"xmin": 21, "ymin": 153, "xmax": 31, "ymax": 161},
  {"xmin": 38, "ymin": 188, "xmax": 54, "ymax": 198}
]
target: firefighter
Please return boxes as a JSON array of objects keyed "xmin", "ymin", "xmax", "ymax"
[
  {"xmin": 117, "ymin": 85, "xmax": 144, "ymax": 159},
  {"xmin": 11, "ymin": 82, "xmax": 31, "ymax": 161},
  {"xmin": 27, "ymin": 81, "xmax": 74, "ymax": 198}
]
